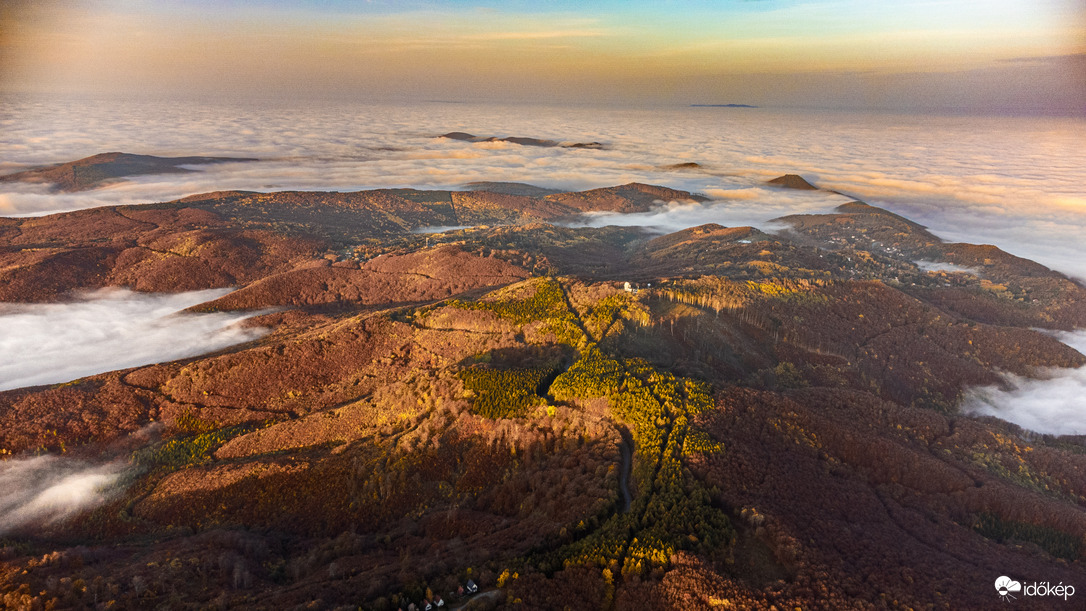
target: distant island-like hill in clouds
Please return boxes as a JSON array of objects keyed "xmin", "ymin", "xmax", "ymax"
[
  {"xmin": 690, "ymin": 103, "xmax": 758, "ymax": 108},
  {"xmin": 1, "ymin": 171, "xmax": 1085, "ymax": 609},
  {"xmin": 0, "ymin": 152, "xmax": 258, "ymax": 192},
  {"xmin": 765, "ymin": 173, "xmax": 819, "ymax": 190},
  {"xmin": 439, "ymin": 131, "xmax": 605, "ymax": 149}
]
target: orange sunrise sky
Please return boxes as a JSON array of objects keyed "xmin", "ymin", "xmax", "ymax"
[{"xmin": 2, "ymin": 0, "xmax": 1084, "ymax": 113}]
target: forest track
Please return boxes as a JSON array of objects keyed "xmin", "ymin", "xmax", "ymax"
[{"xmin": 616, "ymin": 425, "xmax": 633, "ymax": 514}]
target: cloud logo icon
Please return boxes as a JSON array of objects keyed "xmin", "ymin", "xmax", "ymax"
[{"xmin": 995, "ymin": 576, "xmax": 1022, "ymax": 601}]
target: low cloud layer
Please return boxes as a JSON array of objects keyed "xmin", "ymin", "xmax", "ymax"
[
  {"xmin": 2, "ymin": 98, "xmax": 1085, "ymax": 279},
  {"xmin": 963, "ymin": 331, "xmax": 1086, "ymax": 436},
  {"xmin": 0, "ymin": 455, "xmax": 127, "ymax": 534},
  {"xmin": 0, "ymin": 289, "xmax": 267, "ymax": 392},
  {"xmin": 565, "ymin": 190, "xmax": 847, "ymax": 234}
]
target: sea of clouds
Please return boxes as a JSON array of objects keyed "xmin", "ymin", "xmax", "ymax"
[
  {"xmin": 3, "ymin": 97, "xmax": 1085, "ymax": 277},
  {"xmin": 963, "ymin": 331, "xmax": 1086, "ymax": 436},
  {"xmin": 0, "ymin": 288, "xmax": 267, "ymax": 391}
]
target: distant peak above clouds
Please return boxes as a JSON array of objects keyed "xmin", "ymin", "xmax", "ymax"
[
  {"xmin": 439, "ymin": 132, "xmax": 604, "ymax": 149},
  {"xmin": 766, "ymin": 174, "xmax": 819, "ymax": 190}
]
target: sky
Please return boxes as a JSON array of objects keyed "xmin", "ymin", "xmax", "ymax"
[{"xmin": 2, "ymin": 0, "xmax": 1083, "ymax": 113}]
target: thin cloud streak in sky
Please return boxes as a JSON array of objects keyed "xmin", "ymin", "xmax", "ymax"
[
  {"xmin": 463, "ymin": 29, "xmax": 608, "ymax": 40},
  {"xmin": 0, "ymin": 288, "xmax": 268, "ymax": 391},
  {"xmin": 963, "ymin": 331, "xmax": 1086, "ymax": 436}
]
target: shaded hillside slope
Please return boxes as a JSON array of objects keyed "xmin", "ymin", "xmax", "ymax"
[{"xmin": 1, "ymin": 184, "xmax": 1085, "ymax": 609}]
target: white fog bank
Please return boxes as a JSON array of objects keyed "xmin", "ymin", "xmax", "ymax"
[
  {"xmin": 0, "ymin": 288, "xmax": 267, "ymax": 392},
  {"xmin": 565, "ymin": 188, "xmax": 850, "ymax": 234},
  {"xmin": 0, "ymin": 456, "xmax": 128, "ymax": 534},
  {"xmin": 963, "ymin": 331, "xmax": 1086, "ymax": 436}
]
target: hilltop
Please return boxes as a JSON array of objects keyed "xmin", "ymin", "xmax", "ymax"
[
  {"xmin": 439, "ymin": 132, "xmax": 604, "ymax": 149},
  {"xmin": 0, "ymin": 152, "xmax": 257, "ymax": 192},
  {"xmin": 1, "ymin": 180, "xmax": 1085, "ymax": 609}
]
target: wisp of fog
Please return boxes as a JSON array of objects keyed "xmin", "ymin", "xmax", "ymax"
[
  {"xmin": 0, "ymin": 288, "xmax": 267, "ymax": 392},
  {"xmin": 566, "ymin": 190, "xmax": 849, "ymax": 234},
  {"xmin": 0, "ymin": 455, "xmax": 127, "ymax": 534},
  {"xmin": 913, "ymin": 260, "xmax": 982, "ymax": 275},
  {"xmin": 963, "ymin": 330, "xmax": 1086, "ymax": 436}
]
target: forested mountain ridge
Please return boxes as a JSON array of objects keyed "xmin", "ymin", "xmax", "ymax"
[{"xmin": 1, "ymin": 181, "xmax": 1084, "ymax": 609}]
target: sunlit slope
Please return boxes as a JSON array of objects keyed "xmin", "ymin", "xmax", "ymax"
[{"xmin": 1, "ymin": 184, "xmax": 1085, "ymax": 609}]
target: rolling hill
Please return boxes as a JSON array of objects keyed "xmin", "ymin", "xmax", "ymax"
[{"xmin": 1, "ymin": 178, "xmax": 1084, "ymax": 609}]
